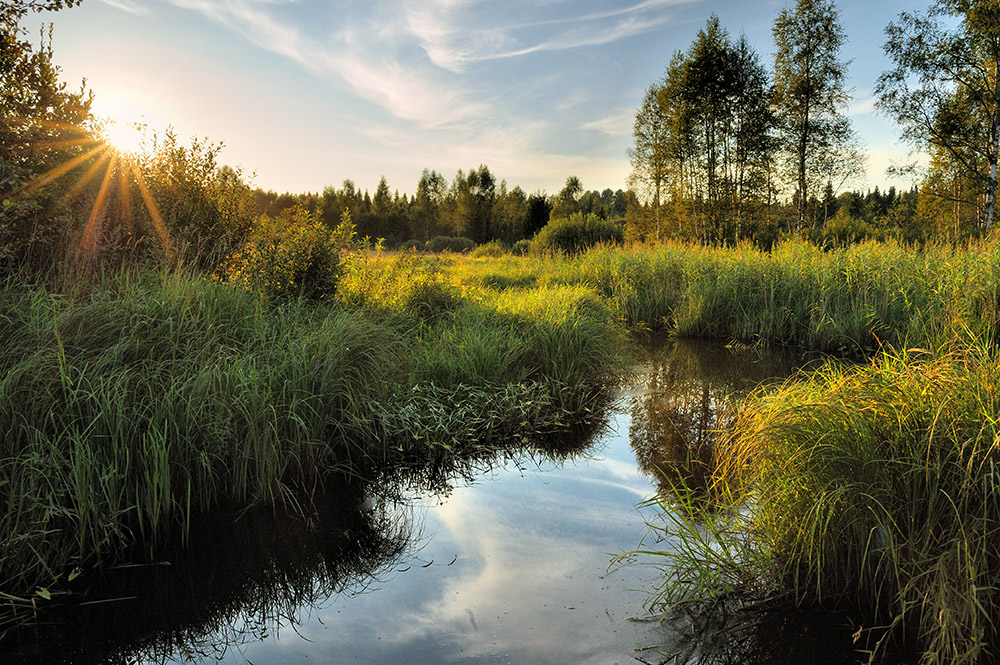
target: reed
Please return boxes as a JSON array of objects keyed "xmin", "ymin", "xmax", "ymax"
[{"xmin": 567, "ymin": 238, "xmax": 1000, "ymax": 353}]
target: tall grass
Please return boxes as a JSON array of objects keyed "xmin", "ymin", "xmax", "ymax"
[
  {"xmin": 0, "ymin": 271, "xmax": 401, "ymax": 609},
  {"xmin": 645, "ymin": 344, "xmax": 1000, "ymax": 664},
  {"xmin": 0, "ymin": 259, "xmax": 630, "ymax": 623},
  {"xmin": 540, "ymin": 238, "xmax": 1000, "ymax": 353}
]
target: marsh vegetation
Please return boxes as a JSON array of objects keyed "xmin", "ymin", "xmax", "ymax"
[{"xmin": 4, "ymin": 0, "xmax": 1000, "ymax": 662}]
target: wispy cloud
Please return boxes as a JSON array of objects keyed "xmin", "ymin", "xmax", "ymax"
[
  {"xmin": 582, "ymin": 109, "xmax": 634, "ymax": 136},
  {"xmin": 847, "ymin": 91, "xmax": 877, "ymax": 116},
  {"xmin": 99, "ymin": 0, "xmax": 151, "ymax": 16},
  {"xmin": 165, "ymin": 0, "xmax": 484, "ymax": 127},
  {"xmin": 406, "ymin": 0, "xmax": 691, "ymax": 73}
]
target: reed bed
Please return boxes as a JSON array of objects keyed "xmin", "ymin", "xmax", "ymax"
[{"xmin": 443, "ymin": 238, "xmax": 1000, "ymax": 354}]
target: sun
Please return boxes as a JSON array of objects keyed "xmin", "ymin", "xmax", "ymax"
[{"xmin": 102, "ymin": 118, "xmax": 148, "ymax": 157}]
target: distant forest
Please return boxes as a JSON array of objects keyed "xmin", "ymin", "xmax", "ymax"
[{"xmin": 2, "ymin": 0, "xmax": 998, "ymax": 281}]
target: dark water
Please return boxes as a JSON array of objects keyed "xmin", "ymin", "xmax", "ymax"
[{"xmin": 7, "ymin": 338, "xmax": 855, "ymax": 665}]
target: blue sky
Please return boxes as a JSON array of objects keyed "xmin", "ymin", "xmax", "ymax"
[{"xmin": 36, "ymin": 0, "xmax": 923, "ymax": 197}]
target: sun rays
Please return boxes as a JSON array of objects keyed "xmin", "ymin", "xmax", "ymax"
[{"xmin": 3, "ymin": 116, "xmax": 175, "ymax": 269}]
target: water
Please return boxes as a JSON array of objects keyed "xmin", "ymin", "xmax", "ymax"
[{"xmin": 8, "ymin": 338, "xmax": 830, "ymax": 665}]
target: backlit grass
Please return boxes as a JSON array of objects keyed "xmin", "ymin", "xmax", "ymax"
[{"xmin": 642, "ymin": 344, "xmax": 1000, "ymax": 664}]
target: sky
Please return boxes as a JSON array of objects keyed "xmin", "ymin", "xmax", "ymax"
[{"xmin": 33, "ymin": 0, "xmax": 925, "ymax": 198}]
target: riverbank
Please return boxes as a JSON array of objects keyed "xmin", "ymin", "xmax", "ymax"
[
  {"xmin": 4, "ymin": 237, "xmax": 999, "ymax": 661},
  {"xmin": 0, "ymin": 266, "xmax": 626, "ymax": 632}
]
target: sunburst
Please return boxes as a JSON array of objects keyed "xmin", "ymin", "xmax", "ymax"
[{"xmin": 5, "ymin": 114, "xmax": 175, "ymax": 269}]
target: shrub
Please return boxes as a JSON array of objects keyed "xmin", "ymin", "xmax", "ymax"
[
  {"xmin": 398, "ymin": 239, "xmax": 424, "ymax": 252},
  {"xmin": 512, "ymin": 239, "xmax": 531, "ymax": 256},
  {"xmin": 217, "ymin": 207, "xmax": 356, "ymax": 300},
  {"xmin": 426, "ymin": 236, "xmax": 476, "ymax": 253},
  {"xmin": 532, "ymin": 213, "xmax": 624, "ymax": 255},
  {"xmin": 470, "ymin": 240, "xmax": 506, "ymax": 257}
]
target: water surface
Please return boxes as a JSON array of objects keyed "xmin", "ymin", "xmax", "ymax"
[{"xmin": 10, "ymin": 338, "xmax": 832, "ymax": 665}]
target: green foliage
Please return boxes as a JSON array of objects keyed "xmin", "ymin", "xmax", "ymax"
[
  {"xmin": 531, "ymin": 212, "xmax": 624, "ymax": 255},
  {"xmin": 336, "ymin": 251, "xmax": 460, "ymax": 320},
  {"xmin": 218, "ymin": 207, "xmax": 356, "ymax": 301},
  {"xmin": 425, "ymin": 235, "xmax": 476, "ymax": 253},
  {"xmin": 877, "ymin": 0, "xmax": 1000, "ymax": 231},
  {"xmin": 773, "ymin": 0, "xmax": 860, "ymax": 230},
  {"xmin": 0, "ymin": 0, "xmax": 92, "ymax": 275},
  {"xmin": 137, "ymin": 131, "xmax": 257, "ymax": 270}
]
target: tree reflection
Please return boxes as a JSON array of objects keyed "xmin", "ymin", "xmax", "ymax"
[
  {"xmin": 5, "ymin": 408, "xmax": 614, "ymax": 665},
  {"xmin": 629, "ymin": 338, "xmax": 806, "ymax": 508}
]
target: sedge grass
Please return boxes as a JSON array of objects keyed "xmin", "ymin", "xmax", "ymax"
[
  {"xmin": 0, "ymin": 271, "xmax": 402, "ymax": 612},
  {"xmin": 645, "ymin": 344, "xmax": 1000, "ymax": 664}
]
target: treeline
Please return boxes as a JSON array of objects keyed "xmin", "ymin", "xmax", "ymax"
[
  {"xmin": 628, "ymin": 0, "xmax": 999, "ymax": 246},
  {"xmin": 253, "ymin": 171, "xmax": 630, "ymax": 249}
]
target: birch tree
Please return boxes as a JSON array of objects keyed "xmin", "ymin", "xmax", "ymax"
[{"xmin": 876, "ymin": 0, "xmax": 1000, "ymax": 231}]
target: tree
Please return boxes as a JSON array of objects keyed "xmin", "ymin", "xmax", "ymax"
[
  {"xmin": 1, "ymin": 0, "xmax": 91, "ymax": 272},
  {"xmin": 876, "ymin": 0, "xmax": 1000, "ymax": 231},
  {"xmin": 551, "ymin": 175, "xmax": 583, "ymax": 219},
  {"xmin": 628, "ymin": 82, "xmax": 671, "ymax": 241},
  {"xmin": 464, "ymin": 164, "xmax": 496, "ymax": 243},
  {"xmin": 772, "ymin": 0, "xmax": 856, "ymax": 231},
  {"xmin": 629, "ymin": 17, "xmax": 775, "ymax": 244},
  {"xmin": 411, "ymin": 168, "xmax": 447, "ymax": 242}
]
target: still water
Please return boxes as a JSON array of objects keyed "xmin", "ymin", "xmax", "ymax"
[{"xmin": 9, "ymin": 338, "xmax": 833, "ymax": 665}]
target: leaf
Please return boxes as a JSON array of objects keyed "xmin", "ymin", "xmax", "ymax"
[{"xmin": 36, "ymin": 587, "xmax": 51, "ymax": 600}]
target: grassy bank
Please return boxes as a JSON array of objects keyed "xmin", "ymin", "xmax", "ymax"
[
  {"xmin": 0, "ymin": 265, "xmax": 626, "ymax": 630},
  {"xmin": 640, "ymin": 345, "xmax": 1000, "ymax": 664}
]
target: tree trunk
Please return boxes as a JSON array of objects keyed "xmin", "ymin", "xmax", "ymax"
[{"xmin": 984, "ymin": 61, "xmax": 999, "ymax": 231}]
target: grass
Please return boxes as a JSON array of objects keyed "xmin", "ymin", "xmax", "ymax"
[
  {"xmin": 7, "ymin": 236, "xmax": 1000, "ymax": 660},
  {"xmin": 440, "ymin": 238, "xmax": 1000, "ymax": 355},
  {"xmin": 640, "ymin": 343, "xmax": 1000, "ymax": 664},
  {"xmin": 0, "ymin": 259, "xmax": 628, "ymax": 630}
]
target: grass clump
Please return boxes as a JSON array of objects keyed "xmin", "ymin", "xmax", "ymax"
[
  {"xmin": 0, "ymin": 271, "xmax": 402, "ymax": 618},
  {"xmin": 645, "ymin": 345, "xmax": 1000, "ymax": 664},
  {"xmin": 336, "ymin": 251, "xmax": 461, "ymax": 321}
]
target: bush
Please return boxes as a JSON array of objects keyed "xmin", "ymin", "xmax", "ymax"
[
  {"xmin": 398, "ymin": 239, "xmax": 424, "ymax": 252},
  {"xmin": 470, "ymin": 240, "xmax": 506, "ymax": 257},
  {"xmin": 426, "ymin": 236, "xmax": 476, "ymax": 253},
  {"xmin": 217, "ymin": 207, "xmax": 356, "ymax": 300},
  {"xmin": 512, "ymin": 239, "xmax": 531, "ymax": 255},
  {"xmin": 532, "ymin": 213, "xmax": 624, "ymax": 255}
]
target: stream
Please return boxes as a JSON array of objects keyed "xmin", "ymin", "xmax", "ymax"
[{"xmin": 8, "ymin": 338, "xmax": 858, "ymax": 665}]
